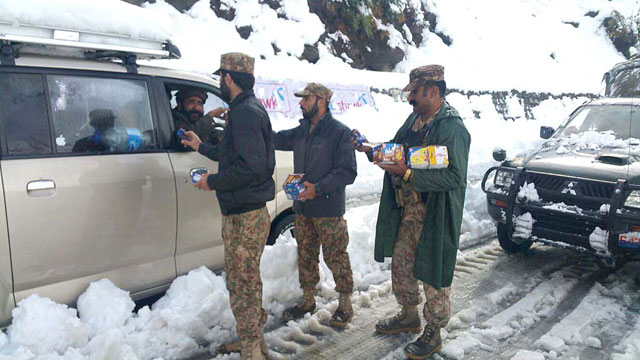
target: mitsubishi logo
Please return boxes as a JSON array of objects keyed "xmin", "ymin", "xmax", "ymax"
[{"xmin": 561, "ymin": 180, "xmax": 579, "ymax": 195}]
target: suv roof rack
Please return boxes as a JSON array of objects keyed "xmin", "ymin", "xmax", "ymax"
[{"xmin": 0, "ymin": 22, "xmax": 181, "ymax": 73}]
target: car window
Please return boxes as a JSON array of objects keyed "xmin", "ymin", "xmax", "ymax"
[
  {"xmin": 557, "ymin": 105, "xmax": 636, "ymax": 140},
  {"xmin": 164, "ymin": 82, "xmax": 226, "ymax": 149},
  {"xmin": 0, "ymin": 72, "xmax": 52, "ymax": 156},
  {"xmin": 47, "ymin": 75, "xmax": 156, "ymax": 154}
]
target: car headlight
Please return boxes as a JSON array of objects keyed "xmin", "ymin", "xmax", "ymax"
[
  {"xmin": 624, "ymin": 190, "xmax": 640, "ymax": 209},
  {"xmin": 494, "ymin": 169, "xmax": 514, "ymax": 187}
]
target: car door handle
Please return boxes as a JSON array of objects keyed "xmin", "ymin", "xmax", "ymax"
[
  {"xmin": 26, "ymin": 180, "xmax": 56, "ymax": 197},
  {"xmin": 184, "ymin": 168, "xmax": 208, "ymax": 183}
]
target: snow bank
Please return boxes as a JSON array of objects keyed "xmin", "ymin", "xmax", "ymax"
[{"xmin": 0, "ymin": 0, "xmax": 173, "ymax": 41}]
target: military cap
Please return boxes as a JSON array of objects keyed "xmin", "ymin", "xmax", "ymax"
[
  {"xmin": 403, "ymin": 64, "xmax": 445, "ymax": 92},
  {"xmin": 176, "ymin": 88, "xmax": 208, "ymax": 103},
  {"xmin": 294, "ymin": 82, "xmax": 334, "ymax": 101},
  {"xmin": 214, "ymin": 52, "xmax": 255, "ymax": 75}
]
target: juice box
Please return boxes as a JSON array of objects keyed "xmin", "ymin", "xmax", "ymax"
[
  {"xmin": 283, "ymin": 173, "xmax": 305, "ymax": 200},
  {"xmin": 351, "ymin": 129, "xmax": 367, "ymax": 147},
  {"xmin": 191, "ymin": 168, "xmax": 208, "ymax": 183},
  {"xmin": 373, "ymin": 143, "xmax": 405, "ymax": 164},
  {"xmin": 408, "ymin": 146, "xmax": 449, "ymax": 169}
]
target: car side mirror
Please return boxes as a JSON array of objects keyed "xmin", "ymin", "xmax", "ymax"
[
  {"xmin": 493, "ymin": 148, "xmax": 506, "ymax": 162},
  {"xmin": 540, "ymin": 126, "xmax": 554, "ymax": 139}
]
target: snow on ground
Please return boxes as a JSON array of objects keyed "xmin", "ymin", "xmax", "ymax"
[{"xmin": 0, "ymin": 0, "xmax": 637, "ymax": 358}]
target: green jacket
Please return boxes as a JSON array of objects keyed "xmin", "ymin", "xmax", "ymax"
[{"xmin": 374, "ymin": 101, "xmax": 470, "ymax": 289}]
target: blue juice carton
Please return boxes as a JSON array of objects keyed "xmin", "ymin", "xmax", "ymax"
[
  {"xmin": 283, "ymin": 173, "xmax": 305, "ymax": 200},
  {"xmin": 191, "ymin": 169, "xmax": 208, "ymax": 183},
  {"xmin": 351, "ymin": 129, "xmax": 367, "ymax": 147},
  {"xmin": 177, "ymin": 128, "xmax": 187, "ymax": 140}
]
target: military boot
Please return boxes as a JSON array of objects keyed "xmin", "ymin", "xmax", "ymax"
[
  {"xmin": 282, "ymin": 289, "xmax": 316, "ymax": 321},
  {"xmin": 260, "ymin": 334, "xmax": 270, "ymax": 360},
  {"xmin": 375, "ymin": 305, "xmax": 421, "ymax": 334},
  {"xmin": 216, "ymin": 336, "xmax": 269, "ymax": 359},
  {"xmin": 404, "ymin": 325, "xmax": 442, "ymax": 359},
  {"xmin": 241, "ymin": 340, "xmax": 265, "ymax": 360},
  {"xmin": 329, "ymin": 293, "xmax": 353, "ymax": 328},
  {"xmin": 214, "ymin": 339, "xmax": 241, "ymax": 356}
]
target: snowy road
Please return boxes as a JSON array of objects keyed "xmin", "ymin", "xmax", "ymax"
[{"xmin": 193, "ymin": 238, "xmax": 640, "ymax": 360}]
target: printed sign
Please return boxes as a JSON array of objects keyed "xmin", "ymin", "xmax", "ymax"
[
  {"xmin": 254, "ymin": 79, "xmax": 376, "ymax": 118},
  {"xmin": 618, "ymin": 233, "xmax": 640, "ymax": 248},
  {"xmin": 255, "ymin": 83, "xmax": 291, "ymax": 115}
]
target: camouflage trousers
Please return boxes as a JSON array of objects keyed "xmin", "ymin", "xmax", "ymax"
[
  {"xmin": 222, "ymin": 207, "xmax": 270, "ymax": 343},
  {"xmin": 295, "ymin": 214, "xmax": 354, "ymax": 295},
  {"xmin": 392, "ymin": 202, "xmax": 451, "ymax": 329}
]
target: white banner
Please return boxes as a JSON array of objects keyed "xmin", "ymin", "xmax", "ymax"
[{"xmin": 255, "ymin": 79, "xmax": 376, "ymax": 118}]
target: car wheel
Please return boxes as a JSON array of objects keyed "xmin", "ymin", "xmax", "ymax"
[
  {"xmin": 267, "ymin": 213, "xmax": 295, "ymax": 246},
  {"xmin": 497, "ymin": 222, "xmax": 532, "ymax": 253}
]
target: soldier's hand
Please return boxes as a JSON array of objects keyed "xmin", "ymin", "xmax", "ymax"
[
  {"xmin": 194, "ymin": 173, "xmax": 213, "ymax": 191},
  {"xmin": 181, "ymin": 130, "xmax": 203, "ymax": 152},
  {"xmin": 377, "ymin": 158, "xmax": 408, "ymax": 177},
  {"xmin": 298, "ymin": 182, "xmax": 317, "ymax": 202},
  {"xmin": 207, "ymin": 107, "xmax": 229, "ymax": 121},
  {"xmin": 349, "ymin": 137, "xmax": 372, "ymax": 153}
]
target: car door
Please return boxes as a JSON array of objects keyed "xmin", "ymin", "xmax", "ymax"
[
  {"xmin": 0, "ymin": 70, "xmax": 177, "ymax": 305},
  {"xmin": 157, "ymin": 79, "xmax": 227, "ymax": 275}
]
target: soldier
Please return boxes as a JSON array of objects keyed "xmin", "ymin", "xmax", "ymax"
[
  {"xmin": 172, "ymin": 87, "xmax": 226, "ymax": 146},
  {"xmin": 274, "ymin": 83, "xmax": 357, "ymax": 328},
  {"xmin": 352, "ymin": 65, "xmax": 470, "ymax": 359},
  {"xmin": 181, "ymin": 52, "xmax": 274, "ymax": 360}
]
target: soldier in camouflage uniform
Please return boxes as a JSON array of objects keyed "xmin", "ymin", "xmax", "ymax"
[
  {"xmin": 353, "ymin": 65, "xmax": 470, "ymax": 359},
  {"xmin": 181, "ymin": 52, "xmax": 275, "ymax": 360},
  {"xmin": 273, "ymin": 83, "xmax": 358, "ymax": 328}
]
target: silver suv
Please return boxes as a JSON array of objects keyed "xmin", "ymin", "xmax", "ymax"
[{"xmin": 0, "ymin": 26, "xmax": 294, "ymax": 325}]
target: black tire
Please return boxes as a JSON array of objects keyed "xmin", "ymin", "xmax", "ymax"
[
  {"xmin": 497, "ymin": 222, "xmax": 532, "ymax": 253},
  {"xmin": 267, "ymin": 213, "xmax": 295, "ymax": 246}
]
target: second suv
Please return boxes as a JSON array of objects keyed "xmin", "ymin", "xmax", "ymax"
[{"xmin": 482, "ymin": 98, "xmax": 640, "ymax": 268}]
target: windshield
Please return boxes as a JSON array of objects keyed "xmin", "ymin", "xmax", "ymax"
[{"xmin": 544, "ymin": 104, "xmax": 639, "ymax": 152}]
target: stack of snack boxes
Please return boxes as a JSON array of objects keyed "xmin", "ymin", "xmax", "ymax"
[
  {"xmin": 283, "ymin": 173, "xmax": 305, "ymax": 200},
  {"xmin": 408, "ymin": 145, "xmax": 449, "ymax": 169},
  {"xmin": 353, "ymin": 130, "xmax": 449, "ymax": 169}
]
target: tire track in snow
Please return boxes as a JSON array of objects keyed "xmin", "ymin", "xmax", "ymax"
[{"xmin": 446, "ymin": 255, "xmax": 609, "ymax": 360}]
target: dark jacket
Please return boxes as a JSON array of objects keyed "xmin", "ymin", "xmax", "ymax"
[
  {"xmin": 274, "ymin": 112, "xmax": 357, "ymax": 217},
  {"xmin": 198, "ymin": 90, "xmax": 275, "ymax": 215},
  {"xmin": 374, "ymin": 101, "xmax": 470, "ymax": 289}
]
